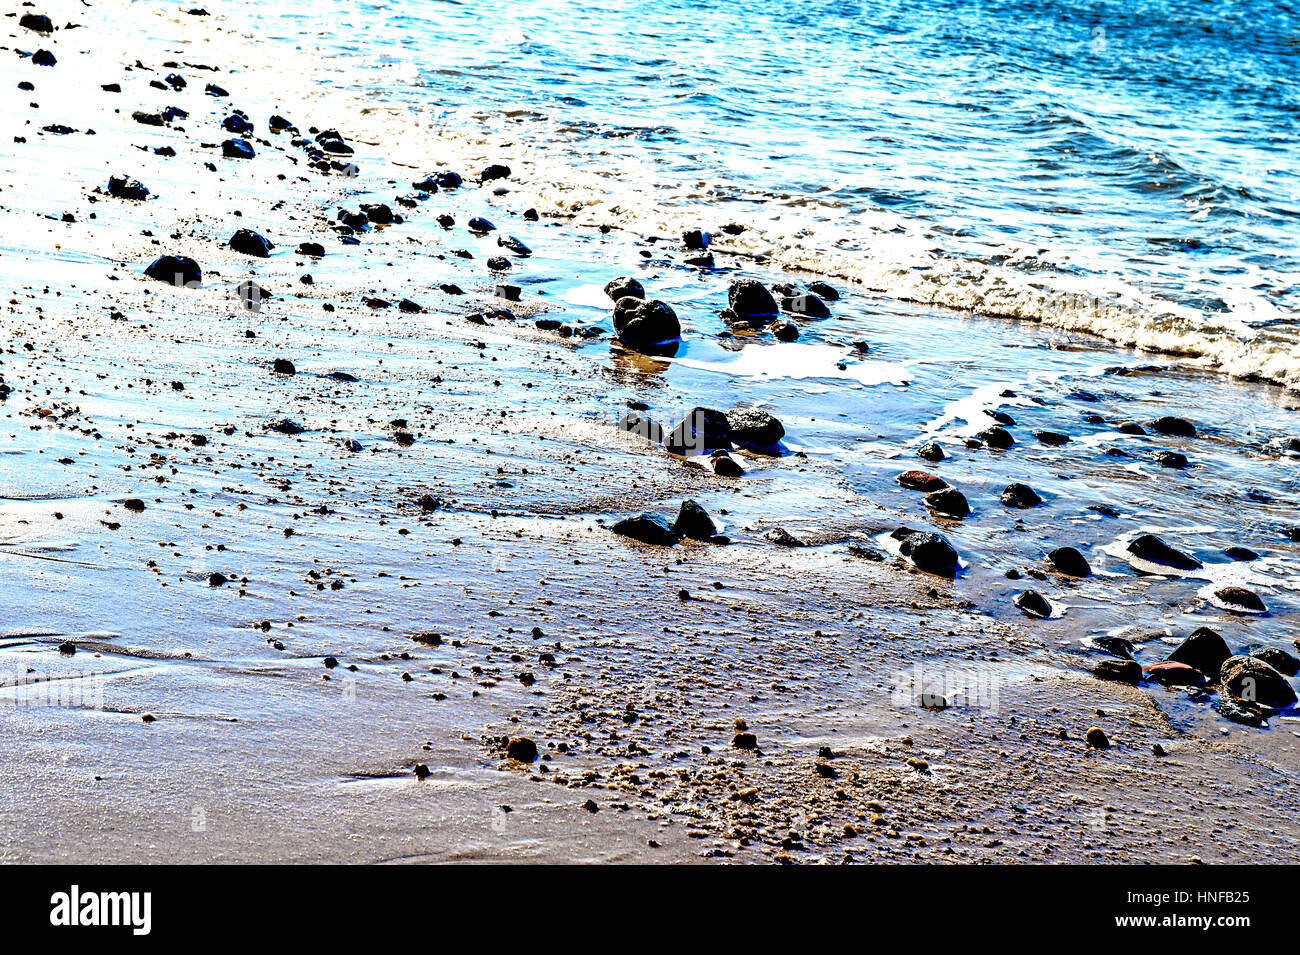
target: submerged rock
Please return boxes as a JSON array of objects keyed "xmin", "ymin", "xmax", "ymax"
[
  {"xmin": 144, "ymin": 255, "xmax": 201, "ymax": 287},
  {"xmin": 779, "ymin": 290, "xmax": 831, "ymax": 318},
  {"xmin": 1033, "ymin": 430, "xmax": 1070, "ymax": 446},
  {"xmin": 924, "ymin": 487, "xmax": 969, "ymax": 519},
  {"xmin": 1000, "ymin": 483, "xmax": 1042, "ymax": 509},
  {"xmin": 1213, "ymin": 700, "xmax": 1267, "ymax": 727},
  {"xmin": 1167, "ymin": 626, "xmax": 1231, "ymax": 677},
  {"xmin": 977, "ymin": 426, "xmax": 1014, "ymax": 449},
  {"xmin": 611, "ymin": 514, "xmax": 680, "ymax": 546},
  {"xmin": 764, "ymin": 526, "xmax": 807, "ymax": 547},
  {"xmin": 1150, "ymin": 415, "xmax": 1197, "ymax": 437},
  {"xmin": 1047, "ymin": 546, "xmax": 1090, "ymax": 577},
  {"xmin": 1126, "ymin": 533, "xmax": 1202, "ymax": 571},
  {"xmin": 917, "ymin": 442, "xmax": 945, "ymax": 462},
  {"xmin": 1220, "ymin": 655, "xmax": 1296, "ymax": 709}
]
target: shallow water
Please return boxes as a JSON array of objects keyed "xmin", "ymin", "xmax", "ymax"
[{"xmin": 215, "ymin": 0, "xmax": 1300, "ymax": 384}]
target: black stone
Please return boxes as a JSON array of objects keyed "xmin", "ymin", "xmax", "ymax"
[
  {"xmin": 726, "ymin": 408, "xmax": 785, "ymax": 449},
  {"xmin": 1150, "ymin": 415, "xmax": 1196, "ymax": 437},
  {"xmin": 144, "ymin": 255, "xmax": 201, "ymax": 287},
  {"xmin": 1047, "ymin": 546, "xmax": 1090, "ymax": 577},
  {"xmin": 1167, "ymin": 627, "xmax": 1231, "ymax": 677},
  {"xmin": 924, "ymin": 487, "xmax": 969, "ymax": 519},
  {"xmin": 1248, "ymin": 646, "xmax": 1300, "ymax": 677},
  {"xmin": 1220, "ymin": 655, "xmax": 1296, "ymax": 709},
  {"xmin": 779, "ymin": 290, "xmax": 831, "ymax": 318},
  {"xmin": 663, "ymin": 407, "xmax": 731, "ymax": 456},
  {"xmin": 222, "ymin": 138, "xmax": 255, "ymax": 159},
  {"xmin": 1126, "ymin": 533, "xmax": 1202, "ymax": 571},
  {"xmin": 613, "ymin": 297, "xmax": 681, "ymax": 352},
  {"xmin": 229, "ymin": 228, "xmax": 274, "ymax": 257},
  {"xmin": 611, "ymin": 514, "xmax": 680, "ymax": 546},
  {"xmin": 1093, "ymin": 659, "xmax": 1141, "ymax": 684},
  {"xmin": 1000, "ymin": 483, "xmax": 1042, "ymax": 509},
  {"xmin": 297, "ymin": 242, "xmax": 325, "ymax": 256},
  {"xmin": 107, "ymin": 175, "xmax": 149, "ymax": 200},
  {"xmin": 604, "ymin": 276, "xmax": 644, "ymax": 301},
  {"xmin": 1014, "ymin": 590, "xmax": 1052, "ymax": 618},
  {"xmin": 977, "ymin": 426, "xmax": 1014, "ymax": 449},
  {"xmin": 726, "ymin": 279, "xmax": 779, "ymax": 320},
  {"xmin": 674, "ymin": 500, "xmax": 718, "ymax": 540},
  {"xmin": 898, "ymin": 531, "xmax": 960, "ymax": 578}
]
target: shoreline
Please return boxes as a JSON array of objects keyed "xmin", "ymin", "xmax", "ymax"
[{"xmin": 2, "ymin": 0, "xmax": 1299, "ymax": 864}]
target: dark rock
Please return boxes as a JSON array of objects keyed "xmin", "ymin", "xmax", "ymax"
[
  {"xmin": 1225, "ymin": 546, "xmax": 1258, "ymax": 561},
  {"xmin": 1248, "ymin": 646, "xmax": 1300, "ymax": 677},
  {"xmin": 897, "ymin": 469, "xmax": 948, "ymax": 492},
  {"xmin": 1117, "ymin": 421, "xmax": 1146, "ymax": 435},
  {"xmin": 360, "ymin": 203, "xmax": 394, "ymax": 224},
  {"xmin": 205, "ymin": 83, "xmax": 228, "ymax": 96},
  {"xmin": 613, "ymin": 297, "xmax": 681, "ymax": 352},
  {"xmin": 297, "ymin": 241, "xmax": 325, "ymax": 256},
  {"xmin": 1090, "ymin": 635, "xmax": 1135, "ymax": 659},
  {"xmin": 272, "ymin": 358, "xmax": 296, "ymax": 375},
  {"xmin": 710, "ymin": 452, "xmax": 745, "ymax": 477},
  {"xmin": 1093, "ymin": 659, "xmax": 1141, "ymax": 684},
  {"xmin": 977, "ymin": 426, "xmax": 1014, "ymax": 449},
  {"xmin": 222, "ymin": 113, "xmax": 254, "ymax": 135},
  {"xmin": 222, "ymin": 138, "xmax": 256, "ymax": 159},
  {"xmin": 732, "ymin": 732, "xmax": 758, "ymax": 750},
  {"xmin": 1167, "ymin": 627, "xmax": 1231, "ymax": 677},
  {"xmin": 726, "ymin": 408, "xmax": 785, "ymax": 448},
  {"xmin": 1150, "ymin": 416, "xmax": 1196, "ymax": 437},
  {"xmin": 486, "ymin": 256, "xmax": 511, "ymax": 271},
  {"xmin": 416, "ymin": 494, "xmax": 441, "ymax": 513},
  {"xmin": 770, "ymin": 320, "xmax": 799, "ymax": 341},
  {"xmin": 915, "ymin": 691, "xmax": 948, "ymax": 710},
  {"xmin": 604, "ymin": 276, "xmax": 644, "ymax": 301},
  {"xmin": 1085, "ymin": 727, "xmax": 1109, "ymax": 749},
  {"xmin": 20, "ymin": 13, "xmax": 55, "ymax": 32},
  {"xmin": 674, "ymin": 500, "xmax": 718, "ymax": 540},
  {"xmin": 924, "ymin": 487, "xmax": 969, "ymax": 519},
  {"xmin": 122, "ymin": 498, "xmax": 146, "ymax": 512},
  {"xmin": 808, "ymin": 281, "xmax": 838, "ymax": 300},
  {"xmin": 32, "ymin": 49, "xmax": 56, "ymax": 67},
  {"xmin": 779, "ymin": 290, "xmax": 831, "ymax": 318},
  {"xmin": 898, "ymin": 531, "xmax": 960, "ymax": 578},
  {"xmin": 107, "ymin": 175, "xmax": 149, "ymax": 200},
  {"xmin": 1152, "ymin": 450, "xmax": 1189, "ymax": 468},
  {"xmin": 1000, "ymin": 483, "xmax": 1042, "ymax": 508},
  {"xmin": 847, "ymin": 542, "xmax": 886, "ymax": 561},
  {"xmin": 611, "ymin": 514, "xmax": 680, "ymax": 546},
  {"xmin": 1213, "ymin": 700, "xmax": 1267, "ymax": 727},
  {"xmin": 985, "ymin": 410, "xmax": 1016, "ymax": 426},
  {"xmin": 498, "ymin": 235, "xmax": 531, "ymax": 256},
  {"xmin": 235, "ymin": 281, "xmax": 270, "ymax": 310},
  {"xmin": 1014, "ymin": 590, "xmax": 1052, "ymax": 618},
  {"xmin": 480, "ymin": 163, "xmax": 511, "ymax": 182},
  {"xmin": 1047, "ymin": 546, "xmax": 1090, "ymax": 577},
  {"xmin": 617, "ymin": 412, "xmax": 663, "ymax": 444},
  {"xmin": 229, "ymin": 229, "xmax": 274, "ymax": 257},
  {"xmin": 917, "ymin": 442, "xmax": 945, "ymax": 462},
  {"xmin": 266, "ymin": 418, "xmax": 305, "ymax": 435},
  {"xmin": 664, "ymin": 407, "xmax": 731, "ymax": 456},
  {"xmin": 1213, "ymin": 586, "xmax": 1267, "ymax": 614},
  {"xmin": 467, "ymin": 217, "xmax": 495, "ymax": 233},
  {"xmin": 1220, "ymin": 655, "xmax": 1296, "ymax": 709},
  {"xmin": 505, "ymin": 736, "xmax": 538, "ymax": 762},
  {"xmin": 1126, "ymin": 533, "xmax": 1201, "ymax": 571},
  {"xmin": 1033, "ymin": 430, "xmax": 1070, "ymax": 446},
  {"xmin": 682, "ymin": 229, "xmax": 709, "ymax": 250},
  {"xmin": 144, "ymin": 255, "xmax": 201, "ymax": 287},
  {"xmin": 764, "ymin": 526, "xmax": 807, "ymax": 547},
  {"xmin": 726, "ymin": 279, "xmax": 779, "ymax": 321}
]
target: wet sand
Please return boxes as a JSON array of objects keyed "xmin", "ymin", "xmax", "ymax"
[{"xmin": 2, "ymin": 0, "xmax": 1299, "ymax": 863}]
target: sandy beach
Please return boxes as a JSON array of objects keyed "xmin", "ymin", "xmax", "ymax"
[{"xmin": 2, "ymin": 0, "xmax": 1299, "ymax": 865}]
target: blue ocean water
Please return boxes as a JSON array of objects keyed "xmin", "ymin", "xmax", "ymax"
[{"xmin": 227, "ymin": 0, "xmax": 1300, "ymax": 370}]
